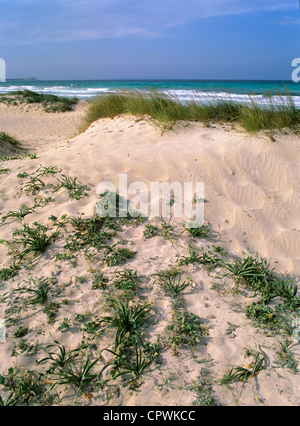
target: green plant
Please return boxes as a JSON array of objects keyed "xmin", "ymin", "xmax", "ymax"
[
  {"xmin": 37, "ymin": 340, "xmax": 80, "ymax": 374},
  {"xmin": 222, "ymin": 251, "xmax": 275, "ymax": 296},
  {"xmin": 143, "ymin": 224, "xmax": 159, "ymax": 239},
  {"xmin": 33, "ymin": 196, "xmax": 53, "ymax": 207},
  {"xmin": 0, "ymin": 264, "xmax": 20, "ymax": 282},
  {"xmin": 0, "ymin": 90, "xmax": 78, "ymax": 113},
  {"xmin": 0, "ymin": 367, "xmax": 49, "ymax": 406},
  {"xmin": 58, "ymin": 317, "xmax": 70, "ymax": 331},
  {"xmin": 54, "ymin": 251, "xmax": 78, "ymax": 267},
  {"xmin": 99, "ymin": 297, "xmax": 152, "ymax": 348},
  {"xmin": 65, "ymin": 214, "xmax": 114, "ymax": 254},
  {"xmin": 53, "ymin": 174, "xmax": 76, "ymax": 191},
  {"xmin": 159, "ymin": 216, "xmax": 174, "ymax": 241},
  {"xmin": 16, "ymin": 278, "xmax": 50, "ymax": 307},
  {"xmin": 0, "ymin": 131, "xmax": 20, "ymax": 149},
  {"xmin": 12, "ymin": 277, "xmax": 61, "ymax": 323},
  {"xmin": 212, "ymin": 245, "xmax": 228, "ymax": 257},
  {"xmin": 1, "ymin": 206, "xmax": 36, "ymax": 223},
  {"xmin": 80, "ymin": 318, "xmax": 103, "ymax": 335},
  {"xmin": 198, "ymin": 249, "xmax": 224, "ymax": 272},
  {"xmin": 183, "ymin": 223, "xmax": 210, "ymax": 238},
  {"xmin": 240, "ymin": 89, "xmax": 300, "ymax": 132},
  {"xmin": 275, "ymin": 339, "xmax": 298, "ymax": 373},
  {"xmin": 142, "ymin": 337, "xmax": 162, "ymax": 362},
  {"xmin": 272, "ymin": 278, "xmax": 300, "ymax": 310},
  {"xmin": 177, "ymin": 245, "xmax": 203, "ymax": 265},
  {"xmin": 107, "ymin": 344, "xmax": 153, "ymax": 387},
  {"xmin": 53, "ymin": 175, "xmax": 89, "ymax": 199},
  {"xmin": 0, "ymin": 168, "xmax": 10, "ymax": 174},
  {"xmin": 48, "ymin": 356, "xmax": 102, "ymax": 404},
  {"xmin": 114, "ymin": 268, "xmax": 140, "ymax": 296},
  {"xmin": 75, "ymin": 275, "xmax": 87, "ymax": 285},
  {"xmin": 35, "ymin": 165, "xmax": 60, "ymax": 177},
  {"xmin": 178, "ymin": 245, "xmax": 223, "ymax": 271},
  {"xmin": 13, "ymin": 325, "xmax": 29, "ymax": 338},
  {"xmin": 0, "ymin": 154, "xmax": 15, "ymax": 161},
  {"xmin": 0, "ymin": 393, "xmax": 17, "ymax": 406},
  {"xmin": 226, "ymin": 322, "xmax": 240, "ymax": 335},
  {"xmin": 103, "ymin": 245, "xmax": 137, "ymax": 266},
  {"xmin": 9, "ymin": 277, "xmax": 60, "ymax": 323},
  {"xmin": 44, "ymin": 302, "xmax": 60, "ymax": 324},
  {"xmin": 91, "ymin": 270, "xmax": 109, "ymax": 290},
  {"xmin": 220, "ymin": 347, "xmax": 265, "ymax": 385},
  {"xmin": 187, "ymin": 369, "xmax": 219, "ymax": 406},
  {"xmin": 153, "ymin": 266, "xmax": 183, "ymax": 281},
  {"xmin": 68, "ymin": 214, "xmax": 105, "ymax": 232},
  {"xmin": 69, "ymin": 186, "xmax": 90, "ymax": 200},
  {"xmin": 17, "ymin": 172, "xmax": 28, "ymax": 178},
  {"xmin": 13, "ymin": 222, "xmax": 58, "ymax": 260},
  {"xmin": 11, "ymin": 339, "xmax": 39, "ymax": 357},
  {"xmin": 20, "ymin": 176, "xmax": 45, "ymax": 196},
  {"xmin": 168, "ymin": 309, "xmax": 209, "ymax": 350},
  {"xmin": 245, "ymin": 301, "xmax": 279, "ymax": 329},
  {"xmin": 83, "ymin": 88, "xmax": 300, "ymax": 133},
  {"xmin": 96, "ymin": 190, "xmax": 126, "ymax": 219},
  {"xmin": 159, "ymin": 274, "xmax": 191, "ymax": 298},
  {"xmin": 23, "ymin": 152, "xmax": 38, "ymax": 160}
]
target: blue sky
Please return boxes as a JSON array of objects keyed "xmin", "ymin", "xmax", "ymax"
[{"xmin": 0, "ymin": 0, "xmax": 299, "ymax": 80}]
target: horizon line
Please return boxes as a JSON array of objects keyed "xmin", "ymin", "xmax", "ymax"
[{"xmin": 4, "ymin": 78, "xmax": 296, "ymax": 82}]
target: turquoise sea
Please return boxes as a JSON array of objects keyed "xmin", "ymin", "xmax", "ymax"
[{"xmin": 0, "ymin": 79, "xmax": 300, "ymax": 106}]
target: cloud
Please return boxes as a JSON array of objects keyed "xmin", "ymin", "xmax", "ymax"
[
  {"xmin": 270, "ymin": 15, "xmax": 300, "ymax": 26},
  {"xmin": 0, "ymin": 0, "xmax": 298, "ymax": 44}
]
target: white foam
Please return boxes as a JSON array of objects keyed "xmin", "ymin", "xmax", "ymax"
[
  {"xmin": 0, "ymin": 85, "xmax": 36, "ymax": 92},
  {"xmin": 0, "ymin": 84, "xmax": 299, "ymax": 107},
  {"xmin": 161, "ymin": 89, "xmax": 300, "ymax": 108}
]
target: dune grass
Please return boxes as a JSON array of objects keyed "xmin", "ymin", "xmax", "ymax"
[
  {"xmin": 0, "ymin": 132, "xmax": 21, "ymax": 150},
  {"xmin": 83, "ymin": 89, "xmax": 300, "ymax": 133},
  {"xmin": 0, "ymin": 90, "xmax": 78, "ymax": 112}
]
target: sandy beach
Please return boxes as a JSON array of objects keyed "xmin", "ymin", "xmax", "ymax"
[{"xmin": 0, "ymin": 102, "xmax": 299, "ymax": 406}]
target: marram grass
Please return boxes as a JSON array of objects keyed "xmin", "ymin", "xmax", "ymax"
[
  {"xmin": 0, "ymin": 90, "xmax": 78, "ymax": 113},
  {"xmin": 83, "ymin": 89, "xmax": 300, "ymax": 133},
  {"xmin": 0, "ymin": 131, "xmax": 21, "ymax": 150}
]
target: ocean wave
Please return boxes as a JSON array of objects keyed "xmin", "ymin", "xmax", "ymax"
[
  {"xmin": 0, "ymin": 84, "xmax": 110, "ymax": 97},
  {"xmin": 0, "ymin": 83, "xmax": 299, "ymax": 107},
  {"xmin": 0, "ymin": 85, "xmax": 36, "ymax": 92},
  {"xmin": 161, "ymin": 90, "xmax": 300, "ymax": 107},
  {"xmin": 86, "ymin": 88, "xmax": 110, "ymax": 92}
]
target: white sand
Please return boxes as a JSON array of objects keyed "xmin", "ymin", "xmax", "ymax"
[{"xmin": 0, "ymin": 104, "xmax": 299, "ymax": 406}]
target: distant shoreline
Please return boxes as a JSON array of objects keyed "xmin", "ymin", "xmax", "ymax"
[
  {"xmin": 6, "ymin": 77, "xmax": 38, "ymax": 81},
  {"xmin": 4, "ymin": 78, "xmax": 296, "ymax": 82}
]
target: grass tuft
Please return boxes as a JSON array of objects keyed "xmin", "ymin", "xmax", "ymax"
[
  {"xmin": 83, "ymin": 89, "xmax": 300, "ymax": 133},
  {"xmin": 0, "ymin": 132, "xmax": 21, "ymax": 150},
  {"xmin": 0, "ymin": 90, "xmax": 78, "ymax": 113},
  {"xmin": 13, "ymin": 223, "xmax": 58, "ymax": 261}
]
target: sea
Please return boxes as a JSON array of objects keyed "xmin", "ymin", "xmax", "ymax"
[{"xmin": 0, "ymin": 79, "xmax": 300, "ymax": 107}]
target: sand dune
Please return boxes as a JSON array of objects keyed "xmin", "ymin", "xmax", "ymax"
[
  {"xmin": 0, "ymin": 105, "xmax": 299, "ymax": 406},
  {"xmin": 0, "ymin": 101, "xmax": 88, "ymax": 153}
]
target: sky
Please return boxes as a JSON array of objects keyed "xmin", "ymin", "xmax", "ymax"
[{"xmin": 0, "ymin": 0, "xmax": 299, "ymax": 80}]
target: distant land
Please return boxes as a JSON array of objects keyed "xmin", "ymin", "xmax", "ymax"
[{"xmin": 7, "ymin": 77, "xmax": 39, "ymax": 81}]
